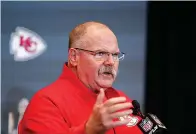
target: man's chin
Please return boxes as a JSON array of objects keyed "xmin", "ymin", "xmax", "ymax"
[{"xmin": 97, "ymin": 80, "xmax": 114, "ymax": 88}]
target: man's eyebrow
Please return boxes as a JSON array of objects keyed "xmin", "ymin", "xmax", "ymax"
[
  {"xmin": 93, "ymin": 48, "xmax": 108, "ymax": 51},
  {"xmin": 94, "ymin": 49, "xmax": 120, "ymax": 53}
]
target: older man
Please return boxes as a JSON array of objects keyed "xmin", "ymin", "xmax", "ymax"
[{"xmin": 18, "ymin": 21, "xmax": 142, "ymax": 134}]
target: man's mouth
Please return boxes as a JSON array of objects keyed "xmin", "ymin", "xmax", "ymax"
[{"xmin": 101, "ymin": 72, "xmax": 113, "ymax": 78}]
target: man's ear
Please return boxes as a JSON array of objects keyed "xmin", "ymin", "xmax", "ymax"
[{"xmin": 68, "ymin": 48, "xmax": 78, "ymax": 66}]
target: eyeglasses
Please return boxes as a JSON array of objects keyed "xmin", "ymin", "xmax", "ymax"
[{"xmin": 73, "ymin": 48, "xmax": 125, "ymax": 61}]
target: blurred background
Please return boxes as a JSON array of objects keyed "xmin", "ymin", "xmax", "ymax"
[{"xmin": 1, "ymin": 1, "xmax": 195, "ymax": 134}]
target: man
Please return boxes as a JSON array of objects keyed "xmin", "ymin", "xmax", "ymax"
[{"xmin": 18, "ymin": 21, "xmax": 143, "ymax": 134}]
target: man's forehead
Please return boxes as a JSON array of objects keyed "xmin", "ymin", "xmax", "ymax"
[
  {"xmin": 84, "ymin": 33, "xmax": 119, "ymax": 52},
  {"xmin": 85, "ymin": 40, "xmax": 119, "ymax": 53}
]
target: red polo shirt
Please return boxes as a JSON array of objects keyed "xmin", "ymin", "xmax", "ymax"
[{"xmin": 18, "ymin": 63, "xmax": 143, "ymax": 134}]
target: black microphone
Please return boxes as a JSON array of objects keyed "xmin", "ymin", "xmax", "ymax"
[
  {"xmin": 132, "ymin": 100, "xmax": 167, "ymax": 134},
  {"xmin": 132, "ymin": 100, "xmax": 145, "ymax": 119}
]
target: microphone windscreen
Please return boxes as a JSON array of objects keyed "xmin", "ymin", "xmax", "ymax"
[{"xmin": 132, "ymin": 100, "xmax": 140, "ymax": 109}]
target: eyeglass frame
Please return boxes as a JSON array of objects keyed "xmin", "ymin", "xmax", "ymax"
[{"xmin": 71, "ymin": 47, "xmax": 125, "ymax": 61}]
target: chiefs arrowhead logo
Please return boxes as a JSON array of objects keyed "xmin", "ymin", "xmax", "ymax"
[
  {"xmin": 10, "ymin": 27, "xmax": 47, "ymax": 61},
  {"xmin": 119, "ymin": 115, "xmax": 139, "ymax": 127}
]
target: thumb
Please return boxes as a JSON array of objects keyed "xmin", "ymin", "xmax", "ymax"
[{"xmin": 95, "ymin": 88, "xmax": 105, "ymax": 105}]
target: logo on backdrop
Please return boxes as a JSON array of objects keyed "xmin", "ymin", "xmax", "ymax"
[{"xmin": 10, "ymin": 27, "xmax": 47, "ymax": 61}]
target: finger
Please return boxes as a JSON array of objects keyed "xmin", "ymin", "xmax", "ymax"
[
  {"xmin": 95, "ymin": 88, "xmax": 105, "ymax": 105},
  {"xmin": 104, "ymin": 97, "xmax": 127, "ymax": 107},
  {"xmin": 110, "ymin": 119, "xmax": 132, "ymax": 128},
  {"xmin": 110, "ymin": 109, "xmax": 133, "ymax": 119},
  {"xmin": 108, "ymin": 102, "xmax": 132, "ymax": 113}
]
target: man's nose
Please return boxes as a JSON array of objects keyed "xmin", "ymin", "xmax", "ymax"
[{"xmin": 104, "ymin": 54, "xmax": 115, "ymax": 65}]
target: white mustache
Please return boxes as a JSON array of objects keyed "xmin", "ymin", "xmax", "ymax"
[{"xmin": 99, "ymin": 66, "xmax": 117, "ymax": 77}]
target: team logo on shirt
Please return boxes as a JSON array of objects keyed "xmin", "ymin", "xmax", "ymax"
[{"xmin": 119, "ymin": 115, "xmax": 139, "ymax": 127}]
